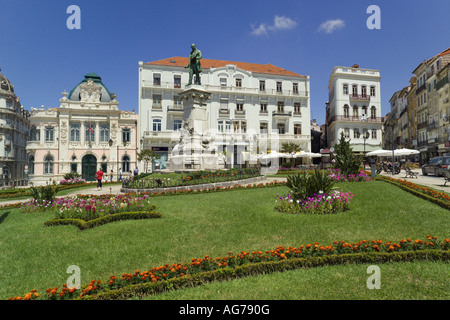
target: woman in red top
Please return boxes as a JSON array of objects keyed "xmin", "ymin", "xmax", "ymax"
[{"xmin": 96, "ymin": 167, "xmax": 104, "ymax": 191}]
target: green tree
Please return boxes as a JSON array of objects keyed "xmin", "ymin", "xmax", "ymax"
[
  {"xmin": 281, "ymin": 142, "xmax": 301, "ymax": 154},
  {"xmin": 333, "ymin": 132, "xmax": 360, "ymax": 175},
  {"xmin": 137, "ymin": 149, "xmax": 160, "ymax": 173}
]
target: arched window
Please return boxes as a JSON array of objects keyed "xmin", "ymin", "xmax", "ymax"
[
  {"xmin": 361, "ymin": 106, "xmax": 368, "ymax": 117},
  {"xmin": 343, "ymin": 104, "xmax": 349, "ymax": 118},
  {"xmin": 100, "ymin": 123, "xmax": 110, "ymax": 142},
  {"xmin": 353, "ymin": 105, "xmax": 359, "ymax": 118},
  {"xmin": 122, "ymin": 155, "xmax": 130, "ymax": 173},
  {"xmin": 370, "ymin": 106, "xmax": 377, "ymax": 119},
  {"xmin": 70, "ymin": 123, "xmax": 80, "ymax": 142},
  {"xmin": 28, "ymin": 155, "xmax": 35, "ymax": 175},
  {"xmin": 44, "ymin": 155, "xmax": 54, "ymax": 174}
]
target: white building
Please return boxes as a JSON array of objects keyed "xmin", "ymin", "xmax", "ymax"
[
  {"xmin": 0, "ymin": 70, "xmax": 31, "ymax": 186},
  {"xmin": 326, "ymin": 65, "xmax": 383, "ymax": 154},
  {"xmin": 138, "ymin": 57, "xmax": 311, "ymax": 170},
  {"xmin": 26, "ymin": 73, "xmax": 138, "ymax": 185}
]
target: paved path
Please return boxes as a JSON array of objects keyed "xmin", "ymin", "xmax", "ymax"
[{"xmin": 377, "ymin": 168, "xmax": 449, "ymax": 193}]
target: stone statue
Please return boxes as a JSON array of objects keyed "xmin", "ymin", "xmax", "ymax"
[{"xmin": 186, "ymin": 43, "xmax": 202, "ymax": 85}]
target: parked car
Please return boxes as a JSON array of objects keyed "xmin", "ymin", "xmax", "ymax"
[{"xmin": 422, "ymin": 156, "xmax": 450, "ymax": 176}]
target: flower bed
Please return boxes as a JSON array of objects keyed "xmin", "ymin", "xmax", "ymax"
[
  {"xmin": 20, "ymin": 194, "xmax": 156, "ymax": 222},
  {"xmin": 9, "ymin": 236, "xmax": 449, "ymax": 300},
  {"xmin": 59, "ymin": 178, "xmax": 87, "ymax": 185},
  {"xmin": 376, "ymin": 176, "xmax": 450, "ymax": 210},
  {"xmin": 275, "ymin": 190, "xmax": 353, "ymax": 214},
  {"xmin": 327, "ymin": 169, "xmax": 372, "ymax": 182}
]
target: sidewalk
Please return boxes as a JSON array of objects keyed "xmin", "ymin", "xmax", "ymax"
[{"xmin": 377, "ymin": 168, "xmax": 449, "ymax": 193}]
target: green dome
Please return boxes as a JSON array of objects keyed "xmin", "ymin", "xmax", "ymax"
[{"xmin": 68, "ymin": 73, "xmax": 114, "ymax": 102}]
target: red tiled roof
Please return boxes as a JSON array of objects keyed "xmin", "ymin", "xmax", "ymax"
[
  {"xmin": 413, "ymin": 48, "xmax": 450, "ymax": 73},
  {"xmin": 144, "ymin": 57, "xmax": 306, "ymax": 78}
]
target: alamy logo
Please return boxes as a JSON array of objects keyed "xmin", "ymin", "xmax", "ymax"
[
  {"xmin": 366, "ymin": 265, "xmax": 381, "ymax": 289},
  {"xmin": 66, "ymin": 5, "xmax": 81, "ymax": 30},
  {"xmin": 66, "ymin": 265, "xmax": 81, "ymax": 289},
  {"xmin": 366, "ymin": 5, "xmax": 381, "ymax": 30}
]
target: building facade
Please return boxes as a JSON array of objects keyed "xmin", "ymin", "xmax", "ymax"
[
  {"xmin": 138, "ymin": 57, "xmax": 311, "ymax": 171},
  {"xmin": 326, "ymin": 65, "xmax": 383, "ymax": 154},
  {"xmin": 26, "ymin": 73, "xmax": 138, "ymax": 185},
  {"xmin": 0, "ymin": 70, "xmax": 31, "ymax": 186}
]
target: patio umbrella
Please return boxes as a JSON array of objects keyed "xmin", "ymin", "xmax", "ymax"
[
  {"xmin": 393, "ymin": 148, "xmax": 420, "ymax": 156},
  {"xmin": 365, "ymin": 149, "xmax": 392, "ymax": 157},
  {"xmin": 295, "ymin": 151, "xmax": 322, "ymax": 158}
]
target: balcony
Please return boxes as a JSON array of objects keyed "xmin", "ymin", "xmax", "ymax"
[
  {"xmin": 143, "ymin": 130, "xmax": 178, "ymax": 141},
  {"xmin": 349, "ymin": 94, "xmax": 371, "ymax": 102},
  {"xmin": 426, "ymin": 121, "xmax": 438, "ymax": 131},
  {"xmin": 327, "ymin": 115, "xmax": 383, "ymax": 125},
  {"xmin": 167, "ymin": 107, "xmax": 183, "ymax": 115},
  {"xmin": 417, "ymin": 121, "xmax": 427, "ymax": 130},
  {"xmin": 234, "ymin": 110, "xmax": 246, "ymax": 117},
  {"xmin": 218, "ymin": 109, "xmax": 230, "ymax": 116},
  {"xmin": 272, "ymin": 110, "xmax": 292, "ymax": 118},
  {"xmin": 416, "ymin": 83, "xmax": 426, "ymax": 94}
]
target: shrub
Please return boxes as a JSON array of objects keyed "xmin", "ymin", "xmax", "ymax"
[
  {"xmin": 63, "ymin": 171, "xmax": 81, "ymax": 180},
  {"xmin": 29, "ymin": 185, "xmax": 59, "ymax": 206},
  {"xmin": 286, "ymin": 169, "xmax": 335, "ymax": 202},
  {"xmin": 332, "ymin": 132, "xmax": 361, "ymax": 175}
]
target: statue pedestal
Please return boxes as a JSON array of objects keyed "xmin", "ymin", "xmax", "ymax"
[{"xmin": 169, "ymin": 85, "xmax": 225, "ymax": 171}]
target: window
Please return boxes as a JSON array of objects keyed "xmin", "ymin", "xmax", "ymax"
[
  {"xmin": 235, "ymin": 78, "xmax": 242, "ymax": 87},
  {"xmin": 361, "ymin": 86, "xmax": 367, "ymax": 97},
  {"xmin": 220, "ymin": 98, "xmax": 228, "ymax": 110},
  {"xmin": 173, "ymin": 95, "xmax": 182, "ymax": 109},
  {"xmin": 29, "ymin": 125, "xmax": 39, "ymax": 141},
  {"xmin": 371, "ymin": 129, "xmax": 377, "ymax": 139},
  {"xmin": 45, "ymin": 126, "xmax": 54, "ymax": 142},
  {"xmin": 28, "ymin": 155, "xmax": 35, "ymax": 175},
  {"xmin": 361, "ymin": 106, "xmax": 368, "ymax": 116},
  {"xmin": 153, "ymin": 74, "xmax": 161, "ymax": 86},
  {"xmin": 85, "ymin": 124, "xmax": 95, "ymax": 142},
  {"xmin": 343, "ymin": 84, "xmax": 349, "ymax": 95},
  {"xmin": 218, "ymin": 120, "xmax": 231, "ymax": 133},
  {"xmin": 122, "ymin": 155, "xmax": 130, "ymax": 173},
  {"xmin": 122, "ymin": 128, "xmax": 131, "ymax": 143},
  {"xmin": 152, "ymin": 119, "xmax": 161, "ymax": 132},
  {"xmin": 294, "ymin": 123, "xmax": 302, "ymax": 135},
  {"xmin": 6, "ymin": 100, "xmax": 12, "ymax": 109},
  {"xmin": 44, "ymin": 155, "xmax": 54, "ymax": 174},
  {"xmin": 352, "ymin": 105, "xmax": 358, "ymax": 118},
  {"xmin": 236, "ymin": 103, "xmax": 244, "ymax": 112},
  {"xmin": 276, "ymin": 82, "xmax": 282, "ymax": 93},
  {"xmin": 259, "ymin": 80, "xmax": 266, "ymax": 92},
  {"xmin": 260, "ymin": 103, "xmax": 268, "ymax": 113},
  {"xmin": 70, "ymin": 123, "xmax": 81, "ymax": 142},
  {"xmin": 277, "ymin": 123, "xmax": 285, "ymax": 134},
  {"xmin": 343, "ymin": 105, "xmax": 349, "ymax": 118},
  {"xmin": 353, "ymin": 128, "xmax": 360, "ymax": 139},
  {"xmin": 344, "ymin": 128, "xmax": 350, "ymax": 138},
  {"xmin": 173, "ymin": 120, "xmax": 182, "ymax": 131},
  {"xmin": 370, "ymin": 106, "xmax": 377, "ymax": 119},
  {"xmin": 220, "ymin": 78, "xmax": 227, "ymax": 87},
  {"xmin": 260, "ymin": 122, "xmax": 268, "ymax": 133},
  {"xmin": 293, "ymin": 83, "xmax": 299, "ymax": 94},
  {"xmin": 153, "ymin": 95, "xmax": 162, "ymax": 109},
  {"xmin": 100, "ymin": 123, "xmax": 110, "ymax": 142},
  {"xmin": 174, "ymin": 75, "xmax": 181, "ymax": 88},
  {"xmin": 370, "ymin": 86, "xmax": 376, "ymax": 96},
  {"xmin": 294, "ymin": 103, "xmax": 301, "ymax": 114},
  {"xmin": 233, "ymin": 121, "xmax": 247, "ymax": 133},
  {"xmin": 277, "ymin": 101, "xmax": 285, "ymax": 113},
  {"xmin": 352, "ymin": 85, "xmax": 358, "ymax": 96}
]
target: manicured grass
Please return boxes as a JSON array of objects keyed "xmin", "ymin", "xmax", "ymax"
[
  {"xmin": 0, "ymin": 181, "xmax": 448, "ymax": 299},
  {"xmin": 141, "ymin": 261, "xmax": 450, "ymax": 300}
]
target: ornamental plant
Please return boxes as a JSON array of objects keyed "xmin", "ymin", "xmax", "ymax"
[
  {"xmin": 9, "ymin": 236, "xmax": 449, "ymax": 300},
  {"xmin": 275, "ymin": 190, "xmax": 353, "ymax": 214},
  {"xmin": 285, "ymin": 169, "xmax": 336, "ymax": 202}
]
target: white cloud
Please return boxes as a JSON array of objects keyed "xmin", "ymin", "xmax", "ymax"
[
  {"xmin": 250, "ymin": 23, "xmax": 268, "ymax": 36},
  {"xmin": 271, "ymin": 15, "xmax": 297, "ymax": 30},
  {"xmin": 250, "ymin": 15, "xmax": 297, "ymax": 36},
  {"xmin": 317, "ymin": 19, "xmax": 345, "ymax": 34}
]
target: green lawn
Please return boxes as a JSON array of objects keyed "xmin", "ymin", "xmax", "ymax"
[{"xmin": 0, "ymin": 181, "xmax": 448, "ymax": 299}]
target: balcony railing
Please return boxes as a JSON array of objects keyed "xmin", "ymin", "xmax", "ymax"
[
  {"xmin": 272, "ymin": 110, "xmax": 292, "ymax": 117},
  {"xmin": 416, "ymin": 83, "xmax": 426, "ymax": 94},
  {"xmin": 349, "ymin": 94, "xmax": 371, "ymax": 101},
  {"xmin": 426, "ymin": 121, "xmax": 438, "ymax": 130},
  {"xmin": 327, "ymin": 115, "xmax": 383, "ymax": 124},
  {"xmin": 219, "ymin": 109, "xmax": 230, "ymax": 116}
]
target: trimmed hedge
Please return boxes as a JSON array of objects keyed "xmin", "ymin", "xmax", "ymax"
[
  {"xmin": 376, "ymin": 177, "xmax": 450, "ymax": 210},
  {"xmin": 44, "ymin": 211, "xmax": 162, "ymax": 230},
  {"xmin": 79, "ymin": 250, "xmax": 449, "ymax": 300}
]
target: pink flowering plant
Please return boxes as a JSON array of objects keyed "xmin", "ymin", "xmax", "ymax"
[
  {"xmin": 59, "ymin": 177, "xmax": 87, "ymax": 185},
  {"xmin": 326, "ymin": 168, "xmax": 372, "ymax": 182},
  {"xmin": 275, "ymin": 190, "xmax": 353, "ymax": 214},
  {"xmin": 20, "ymin": 194, "xmax": 154, "ymax": 221}
]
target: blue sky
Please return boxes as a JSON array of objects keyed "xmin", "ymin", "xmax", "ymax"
[{"xmin": 1, "ymin": 0, "xmax": 449, "ymax": 125}]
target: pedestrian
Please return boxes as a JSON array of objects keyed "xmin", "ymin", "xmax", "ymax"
[
  {"xmin": 134, "ymin": 167, "xmax": 139, "ymax": 177},
  {"xmin": 119, "ymin": 168, "xmax": 122, "ymax": 181},
  {"xmin": 96, "ymin": 167, "xmax": 104, "ymax": 191},
  {"xmin": 110, "ymin": 169, "xmax": 114, "ymax": 182}
]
